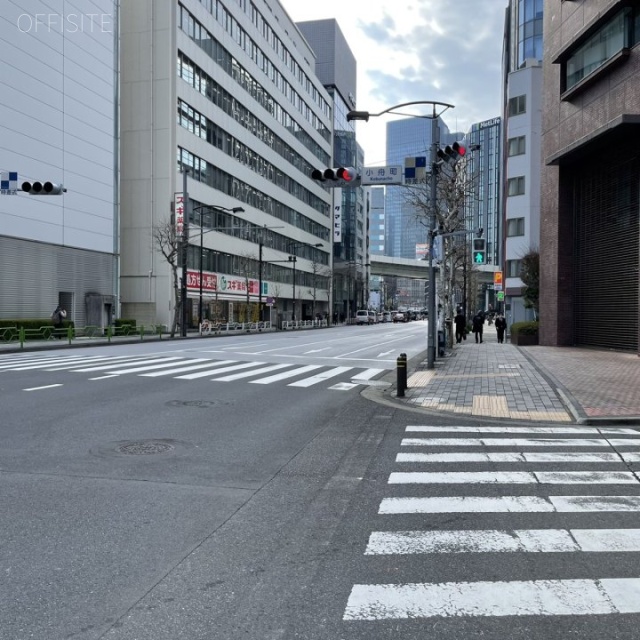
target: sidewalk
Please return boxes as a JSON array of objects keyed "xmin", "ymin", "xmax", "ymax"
[{"xmin": 397, "ymin": 328, "xmax": 640, "ymax": 424}]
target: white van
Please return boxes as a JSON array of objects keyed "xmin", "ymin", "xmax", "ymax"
[
  {"xmin": 355, "ymin": 310, "xmax": 370, "ymax": 325},
  {"xmin": 382, "ymin": 311, "xmax": 392, "ymax": 323}
]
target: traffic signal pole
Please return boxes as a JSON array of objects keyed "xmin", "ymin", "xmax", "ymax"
[{"xmin": 427, "ymin": 112, "xmax": 438, "ymax": 369}]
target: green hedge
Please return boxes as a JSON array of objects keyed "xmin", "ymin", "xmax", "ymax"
[
  {"xmin": 113, "ymin": 318, "xmax": 137, "ymax": 336},
  {"xmin": 0, "ymin": 318, "xmax": 73, "ymax": 341},
  {"xmin": 510, "ymin": 321, "xmax": 539, "ymax": 336}
]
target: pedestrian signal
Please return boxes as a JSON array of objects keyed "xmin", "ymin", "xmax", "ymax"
[{"xmin": 472, "ymin": 238, "xmax": 486, "ymax": 265}]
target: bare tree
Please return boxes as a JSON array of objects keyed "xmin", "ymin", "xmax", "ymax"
[
  {"xmin": 152, "ymin": 220, "xmax": 180, "ymax": 338},
  {"xmin": 402, "ymin": 158, "xmax": 473, "ymax": 322},
  {"xmin": 307, "ymin": 260, "xmax": 331, "ymax": 319}
]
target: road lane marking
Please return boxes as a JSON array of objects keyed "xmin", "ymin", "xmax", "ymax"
[
  {"xmin": 212, "ymin": 363, "xmax": 291, "ymax": 381},
  {"xmin": 387, "ymin": 471, "xmax": 639, "ymax": 484},
  {"xmin": 400, "ymin": 438, "xmax": 630, "ymax": 447},
  {"xmin": 405, "ymin": 425, "xmax": 628, "ymax": 434},
  {"xmin": 73, "ymin": 357, "xmax": 184, "ymax": 372},
  {"xmin": 395, "ymin": 452, "xmax": 625, "ymax": 463},
  {"xmin": 176, "ymin": 362, "xmax": 260, "ymax": 379},
  {"xmin": 140, "ymin": 360, "xmax": 237, "ymax": 377},
  {"xmin": 249, "ymin": 365, "xmax": 322, "ymax": 384},
  {"xmin": 23, "ymin": 384, "xmax": 63, "ymax": 391},
  {"xmin": 378, "ymin": 495, "xmax": 640, "ymax": 514},
  {"xmin": 105, "ymin": 358, "xmax": 210, "ymax": 375},
  {"xmin": 288, "ymin": 366, "xmax": 352, "ymax": 387},
  {"xmin": 365, "ymin": 529, "xmax": 640, "ymax": 555},
  {"xmin": 343, "ymin": 578, "xmax": 640, "ymax": 620}
]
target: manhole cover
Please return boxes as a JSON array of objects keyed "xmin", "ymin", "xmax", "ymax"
[
  {"xmin": 166, "ymin": 400, "xmax": 218, "ymax": 408},
  {"xmin": 116, "ymin": 440, "xmax": 175, "ymax": 455},
  {"xmin": 90, "ymin": 438, "xmax": 192, "ymax": 458}
]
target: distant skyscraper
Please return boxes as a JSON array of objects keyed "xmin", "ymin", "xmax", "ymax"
[
  {"xmin": 384, "ymin": 117, "xmax": 459, "ymax": 259},
  {"xmin": 465, "ymin": 117, "xmax": 503, "ymax": 269}
]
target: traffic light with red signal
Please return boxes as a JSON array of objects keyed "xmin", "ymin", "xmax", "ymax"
[
  {"xmin": 310, "ymin": 167, "xmax": 359, "ymax": 187},
  {"xmin": 437, "ymin": 141, "xmax": 466, "ymax": 166}
]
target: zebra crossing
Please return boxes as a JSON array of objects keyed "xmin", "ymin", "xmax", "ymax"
[
  {"xmin": 0, "ymin": 352, "xmax": 385, "ymax": 391},
  {"xmin": 343, "ymin": 423, "xmax": 640, "ymax": 625}
]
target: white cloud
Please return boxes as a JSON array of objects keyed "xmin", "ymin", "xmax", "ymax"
[{"xmin": 280, "ymin": 0, "xmax": 506, "ymax": 165}]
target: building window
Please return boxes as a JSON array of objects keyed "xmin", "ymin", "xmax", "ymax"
[
  {"xmin": 559, "ymin": 7, "xmax": 640, "ymax": 97},
  {"xmin": 507, "ymin": 135, "xmax": 526, "ymax": 156},
  {"xmin": 506, "ymin": 217, "xmax": 525, "ymax": 236},
  {"xmin": 507, "ymin": 176, "xmax": 526, "ymax": 196},
  {"xmin": 506, "ymin": 259, "xmax": 522, "ymax": 278},
  {"xmin": 565, "ymin": 10, "xmax": 627, "ymax": 90},
  {"xmin": 508, "ymin": 94, "xmax": 526, "ymax": 116}
]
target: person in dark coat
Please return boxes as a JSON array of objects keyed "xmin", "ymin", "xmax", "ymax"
[
  {"xmin": 472, "ymin": 311, "xmax": 484, "ymax": 344},
  {"xmin": 51, "ymin": 304, "xmax": 67, "ymax": 338},
  {"xmin": 454, "ymin": 311, "xmax": 466, "ymax": 344},
  {"xmin": 495, "ymin": 313, "xmax": 507, "ymax": 343}
]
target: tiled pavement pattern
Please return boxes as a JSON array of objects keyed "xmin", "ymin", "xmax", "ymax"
[
  {"xmin": 403, "ymin": 328, "xmax": 640, "ymax": 423},
  {"xmin": 521, "ymin": 345, "xmax": 640, "ymax": 420}
]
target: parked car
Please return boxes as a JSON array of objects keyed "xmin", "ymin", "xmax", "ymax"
[
  {"xmin": 382, "ymin": 311, "xmax": 392, "ymax": 323},
  {"xmin": 355, "ymin": 310, "xmax": 371, "ymax": 325},
  {"xmin": 368, "ymin": 311, "xmax": 378, "ymax": 324},
  {"xmin": 393, "ymin": 312, "xmax": 405, "ymax": 323}
]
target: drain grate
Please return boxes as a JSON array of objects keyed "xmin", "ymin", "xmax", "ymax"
[{"xmin": 116, "ymin": 440, "xmax": 175, "ymax": 455}]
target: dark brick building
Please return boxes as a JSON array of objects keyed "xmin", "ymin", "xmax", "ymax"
[{"xmin": 541, "ymin": 1, "xmax": 640, "ymax": 354}]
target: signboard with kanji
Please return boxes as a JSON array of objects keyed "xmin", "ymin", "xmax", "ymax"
[
  {"xmin": 174, "ymin": 192, "xmax": 185, "ymax": 239},
  {"xmin": 362, "ymin": 165, "xmax": 403, "ymax": 185}
]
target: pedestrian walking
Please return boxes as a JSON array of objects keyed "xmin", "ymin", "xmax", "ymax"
[
  {"xmin": 51, "ymin": 304, "xmax": 67, "ymax": 338},
  {"xmin": 454, "ymin": 310, "xmax": 466, "ymax": 344},
  {"xmin": 472, "ymin": 311, "xmax": 484, "ymax": 344},
  {"xmin": 495, "ymin": 313, "xmax": 507, "ymax": 344}
]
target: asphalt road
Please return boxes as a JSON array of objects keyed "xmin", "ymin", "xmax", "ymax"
[{"xmin": 2, "ymin": 323, "xmax": 640, "ymax": 639}]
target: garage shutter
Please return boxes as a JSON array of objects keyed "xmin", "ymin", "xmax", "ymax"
[{"xmin": 573, "ymin": 156, "xmax": 639, "ymax": 351}]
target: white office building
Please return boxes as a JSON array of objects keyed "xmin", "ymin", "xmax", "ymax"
[
  {"xmin": 119, "ymin": 0, "xmax": 333, "ymax": 329},
  {"xmin": 0, "ymin": 2, "xmax": 119, "ymax": 327},
  {"xmin": 502, "ymin": 0, "xmax": 543, "ymax": 326}
]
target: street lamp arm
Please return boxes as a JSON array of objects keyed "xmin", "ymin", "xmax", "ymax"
[{"xmin": 347, "ymin": 100, "xmax": 455, "ymax": 121}]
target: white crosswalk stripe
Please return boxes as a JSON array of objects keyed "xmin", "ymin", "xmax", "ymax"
[
  {"xmin": 0, "ymin": 353, "xmax": 384, "ymax": 390},
  {"xmin": 344, "ymin": 422, "xmax": 640, "ymax": 624}
]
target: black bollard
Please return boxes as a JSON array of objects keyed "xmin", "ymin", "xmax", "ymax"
[{"xmin": 396, "ymin": 352, "xmax": 407, "ymax": 397}]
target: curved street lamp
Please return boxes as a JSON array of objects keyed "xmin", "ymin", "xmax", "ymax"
[{"xmin": 347, "ymin": 100, "xmax": 455, "ymax": 369}]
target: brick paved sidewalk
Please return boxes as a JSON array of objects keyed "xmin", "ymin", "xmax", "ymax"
[
  {"xmin": 402, "ymin": 330, "xmax": 572, "ymax": 422},
  {"xmin": 520, "ymin": 345, "xmax": 640, "ymax": 422},
  {"xmin": 400, "ymin": 328, "xmax": 640, "ymax": 423}
]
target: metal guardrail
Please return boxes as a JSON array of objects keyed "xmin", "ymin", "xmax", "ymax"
[
  {"xmin": 198, "ymin": 321, "xmax": 273, "ymax": 335},
  {"xmin": 280, "ymin": 319, "xmax": 328, "ymax": 330},
  {"xmin": 0, "ymin": 318, "xmax": 331, "ymax": 348},
  {"xmin": 0, "ymin": 324, "xmax": 168, "ymax": 349}
]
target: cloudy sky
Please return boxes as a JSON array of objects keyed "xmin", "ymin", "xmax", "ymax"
[{"xmin": 280, "ymin": 0, "xmax": 507, "ymax": 166}]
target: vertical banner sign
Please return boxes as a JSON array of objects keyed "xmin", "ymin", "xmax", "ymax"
[
  {"xmin": 333, "ymin": 188, "xmax": 343, "ymax": 243},
  {"xmin": 174, "ymin": 192, "xmax": 185, "ymax": 239}
]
